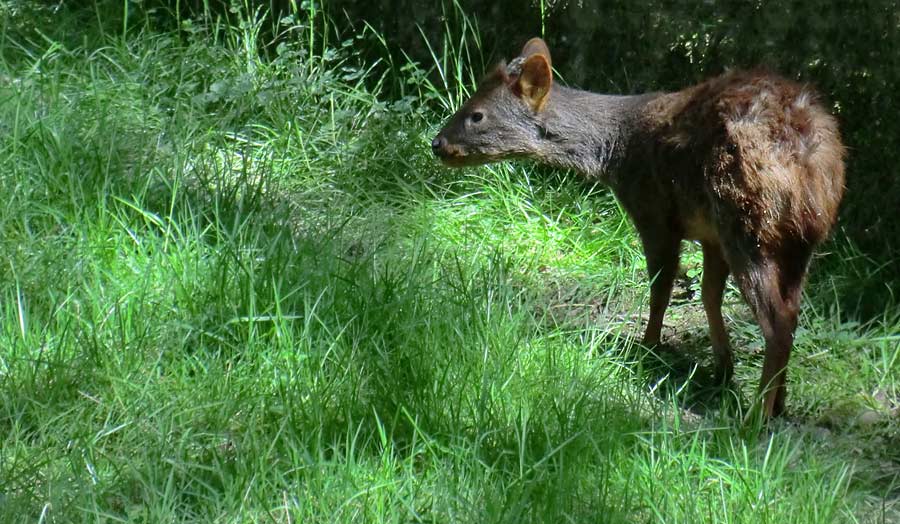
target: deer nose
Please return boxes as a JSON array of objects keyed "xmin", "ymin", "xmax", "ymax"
[{"xmin": 431, "ymin": 136, "xmax": 447, "ymax": 156}]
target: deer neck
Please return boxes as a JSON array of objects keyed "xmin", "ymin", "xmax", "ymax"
[{"xmin": 535, "ymin": 86, "xmax": 656, "ymax": 180}]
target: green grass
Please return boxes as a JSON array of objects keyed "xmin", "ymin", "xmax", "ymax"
[{"xmin": 1, "ymin": 3, "xmax": 898, "ymax": 523}]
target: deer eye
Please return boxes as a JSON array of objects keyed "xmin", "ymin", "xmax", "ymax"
[{"xmin": 470, "ymin": 111, "xmax": 484, "ymax": 124}]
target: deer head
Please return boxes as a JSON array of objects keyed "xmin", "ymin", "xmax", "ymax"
[{"xmin": 431, "ymin": 38, "xmax": 554, "ymax": 167}]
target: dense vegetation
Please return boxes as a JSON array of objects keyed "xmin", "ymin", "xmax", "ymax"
[
  {"xmin": 0, "ymin": 1, "xmax": 897, "ymax": 522},
  {"xmin": 153, "ymin": 0, "xmax": 900, "ymax": 300}
]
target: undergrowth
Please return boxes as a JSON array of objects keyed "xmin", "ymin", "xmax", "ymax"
[{"xmin": 0, "ymin": 2, "xmax": 897, "ymax": 522}]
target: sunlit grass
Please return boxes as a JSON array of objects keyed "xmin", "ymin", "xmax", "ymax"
[{"xmin": 0, "ymin": 2, "xmax": 897, "ymax": 523}]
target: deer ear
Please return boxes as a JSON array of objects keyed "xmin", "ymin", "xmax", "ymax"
[
  {"xmin": 513, "ymin": 53, "xmax": 552, "ymax": 112},
  {"xmin": 519, "ymin": 37, "xmax": 552, "ymax": 70}
]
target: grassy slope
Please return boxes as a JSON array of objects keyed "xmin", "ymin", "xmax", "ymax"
[{"xmin": 1, "ymin": 5, "xmax": 898, "ymax": 523}]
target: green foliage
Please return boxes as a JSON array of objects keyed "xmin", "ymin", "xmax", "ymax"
[{"xmin": 0, "ymin": 1, "xmax": 898, "ymax": 522}]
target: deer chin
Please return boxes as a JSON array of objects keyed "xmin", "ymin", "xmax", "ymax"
[
  {"xmin": 440, "ymin": 155, "xmax": 483, "ymax": 167},
  {"xmin": 439, "ymin": 150, "xmax": 505, "ymax": 168}
]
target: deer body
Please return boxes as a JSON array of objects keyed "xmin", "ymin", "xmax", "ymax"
[{"xmin": 432, "ymin": 38, "xmax": 845, "ymax": 419}]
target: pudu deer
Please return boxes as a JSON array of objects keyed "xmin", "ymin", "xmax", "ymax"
[{"xmin": 432, "ymin": 38, "xmax": 845, "ymax": 419}]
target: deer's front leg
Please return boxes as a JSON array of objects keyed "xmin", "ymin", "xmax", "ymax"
[
  {"xmin": 701, "ymin": 241, "xmax": 733, "ymax": 384},
  {"xmin": 639, "ymin": 231, "xmax": 681, "ymax": 346}
]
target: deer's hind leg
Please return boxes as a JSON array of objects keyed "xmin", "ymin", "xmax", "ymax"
[{"xmin": 732, "ymin": 245, "xmax": 811, "ymax": 418}]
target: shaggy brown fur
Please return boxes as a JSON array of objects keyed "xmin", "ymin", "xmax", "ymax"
[{"xmin": 432, "ymin": 38, "xmax": 846, "ymax": 419}]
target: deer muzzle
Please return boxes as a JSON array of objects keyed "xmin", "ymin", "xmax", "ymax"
[{"xmin": 431, "ymin": 136, "xmax": 448, "ymax": 156}]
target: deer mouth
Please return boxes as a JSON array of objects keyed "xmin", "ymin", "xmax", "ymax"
[
  {"xmin": 435, "ymin": 146, "xmax": 497, "ymax": 168},
  {"xmin": 439, "ymin": 153, "xmax": 478, "ymax": 167},
  {"xmin": 432, "ymin": 136, "xmax": 499, "ymax": 167},
  {"xmin": 433, "ymin": 142, "xmax": 475, "ymax": 166}
]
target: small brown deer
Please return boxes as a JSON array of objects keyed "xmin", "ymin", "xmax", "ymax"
[{"xmin": 432, "ymin": 38, "xmax": 845, "ymax": 419}]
